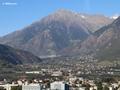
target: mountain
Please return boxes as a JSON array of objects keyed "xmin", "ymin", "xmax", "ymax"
[
  {"xmin": 0, "ymin": 30, "xmax": 22, "ymax": 43},
  {"xmin": 110, "ymin": 14, "xmax": 119, "ymax": 19},
  {"xmin": 0, "ymin": 9, "xmax": 113, "ymax": 56},
  {"xmin": 72, "ymin": 16, "xmax": 120, "ymax": 61},
  {"xmin": 0, "ymin": 44, "xmax": 42, "ymax": 67},
  {"xmin": 95, "ymin": 16, "xmax": 120, "ymax": 61}
]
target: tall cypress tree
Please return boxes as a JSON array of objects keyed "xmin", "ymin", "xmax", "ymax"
[{"xmin": 96, "ymin": 81, "xmax": 103, "ymax": 90}]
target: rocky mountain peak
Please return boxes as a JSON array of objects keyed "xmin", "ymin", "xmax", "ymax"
[{"xmin": 58, "ymin": 8, "xmax": 68, "ymax": 12}]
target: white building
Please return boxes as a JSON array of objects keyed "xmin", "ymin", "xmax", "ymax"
[
  {"xmin": 111, "ymin": 83, "xmax": 119, "ymax": 88},
  {"xmin": 50, "ymin": 81, "xmax": 69, "ymax": 90},
  {"xmin": 17, "ymin": 80, "xmax": 23, "ymax": 85},
  {"xmin": 109, "ymin": 86, "xmax": 113, "ymax": 90},
  {"xmin": 25, "ymin": 71, "xmax": 40, "ymax": 74},
  {"xmin": 22, "ymin": 83, "xmax": 43, "ymax": 90},
  {"xmin": 51, "ymin": 71, "xmax": 63, "ymax": 76},
  {"xmin": 69, "ymin": 77, "xmax": 77, "ymax": 83}
]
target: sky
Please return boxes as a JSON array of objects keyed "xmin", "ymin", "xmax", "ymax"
[{"xmin": 0, "ymin": 0, "xmax": 120, "ymax": 36}]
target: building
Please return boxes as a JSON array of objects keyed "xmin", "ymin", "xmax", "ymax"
[
  {"xmin": 22, "ymin": 83, "xmax": 43, "ymax": 90},
  {"xmin": 50, "ymin": 81, "xmax": 69, "ymax": 90},
  {"xmin": 51, "ymin": 71, "xmax": 63, "ymax": 76}
]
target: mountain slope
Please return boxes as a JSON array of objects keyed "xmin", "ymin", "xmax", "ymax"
[
  {"xmin": 0, "ymin": 9, "xmax": 113, "ymax": 56},
  {"xmin": 73, "ymin": 16, "xmax": 120, "ymax": 61},
  {"xmin": 95, "ymin": 17, "xmax": 120, "ymax": 61},
  {"xmin": 0, "ymin": 30, "xmax": 22, "ymax": 44},
  {"xmin": 0, "ymin": 44, "xmax": 42, "ymax": 67}
]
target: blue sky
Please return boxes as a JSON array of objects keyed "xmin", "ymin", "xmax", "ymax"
[{"xmin": 0, "ymin": 0, "xmax": 120, "ymax": 36}]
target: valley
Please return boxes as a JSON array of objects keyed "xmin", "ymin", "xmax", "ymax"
[{"xmin": 0, "ymin": 8, "xmax": 120, "ymax": 81}]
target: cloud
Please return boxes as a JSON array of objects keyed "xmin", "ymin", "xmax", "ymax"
[{"xmin": 2, "ymin": 2, "xmax": 17, "ymax": 5}]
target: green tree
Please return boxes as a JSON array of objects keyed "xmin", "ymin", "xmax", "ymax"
[
  {"xmin": 11, "ymin": 86, "xmax": 22, "ymax": 90},
  {"xmin": 102, "ymin": 78, "xmax": 115, "ymax": 83},
  {"xmin": 0, "ymin": 86, "xmax": 5, "ymax": 90},
  {"xmin": 79, "ymin": 80, "xmax": 82, "ymax": 84},
  {"xmin": 85, "ymin": 84, "xmax": 90, "ymax": 90},
  {"xmin": 96, "ymin": 81, "xmax": 103, "ymax": 90},
  {"xmin": 114, "ymin": 87, "xmax": 119, "ymax": 90},
  {"xmin": 81, "ymin": 84, "xmax": 86, "ymax": 87},
  {"xmin": 75, "ymin": 79, "xmax": 79, "ymax": 84},
  {"xmin": 103, "ymin": 85, "xmax": 109, "ymax": 90}
]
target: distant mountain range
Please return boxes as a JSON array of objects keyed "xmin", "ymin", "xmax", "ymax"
[
  {"xmin": 0, "ymin": 44, "xmax": 42, "ymax": 68},
  {"xmin": 0, "ymin": 9, "xmax": 114, "ymax": 57}
]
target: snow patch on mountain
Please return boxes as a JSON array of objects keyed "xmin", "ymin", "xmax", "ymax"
[
  {"xmin": 81, "ymin": 15, "xmax": 85, "ymax": 18},
  {"xmin": 110, "ymin": 14, "xmax": 119, "ymax": 19}
]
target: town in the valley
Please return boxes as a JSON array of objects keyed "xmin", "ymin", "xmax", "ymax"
[{"xmin": 0, "ymin": 56, "xmax": 120, "ymax": 90}]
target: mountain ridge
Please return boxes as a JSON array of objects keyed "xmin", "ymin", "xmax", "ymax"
[
  {"xmin": 0, "ymin": 44, "xmax": 42, "ymax": 67},
  {"xmin": 0, "ymin": 9, "xmax": 114, "ymax": 56}
]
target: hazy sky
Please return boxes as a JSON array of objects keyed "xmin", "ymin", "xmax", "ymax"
[{"xmin": 0, "ymin": 0, "xmax": 120, "ymax": 36}]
